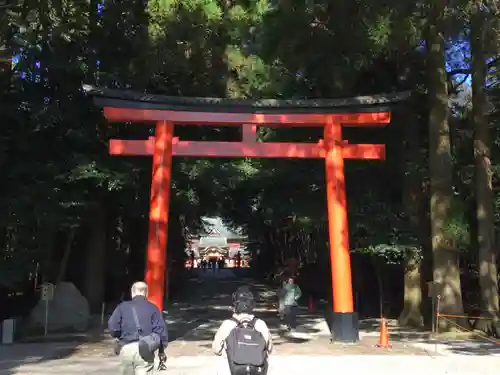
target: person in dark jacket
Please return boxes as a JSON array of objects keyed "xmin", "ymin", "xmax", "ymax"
[{"xmin": 108, "ymin": 281, "xmax": 167, "ymax": 375}]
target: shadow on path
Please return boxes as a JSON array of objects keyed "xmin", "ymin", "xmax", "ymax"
[
  {"xmin": 0, "ymin": 269, "xmax": 243, "ymax": 374},
  {"xmin": 164, "ymin": 268, "xmax": 329, "ymax": 356},
  {"xmin": 1, "ymin": 268, "xmax": 446, "ymax": 374}
]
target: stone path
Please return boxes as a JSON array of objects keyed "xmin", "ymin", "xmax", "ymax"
[
  {"xmin": 1, "ymin": 269, "xmax": 499, "ymax": 374},
  {"xmin": 3, "ymin": 354, "xmax": 500, "ymax": 375}
]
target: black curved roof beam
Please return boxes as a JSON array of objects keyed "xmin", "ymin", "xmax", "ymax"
[{"xmin": 83, "ymin": 85, "xmax": 411, "ymax": 114}]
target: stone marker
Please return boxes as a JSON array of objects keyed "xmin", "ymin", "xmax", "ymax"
[{"xmin": 29, "ymin": 282, "xmax": 90, "ymax": 332}]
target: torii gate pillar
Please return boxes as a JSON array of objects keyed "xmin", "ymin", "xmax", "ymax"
[
  {"xmin": 145, "ymin": 121, "xmax": 174, "ymax": 311},
  {"xmin": 324, "ymin": 119, "xmax": 357, "ymax": 342}
]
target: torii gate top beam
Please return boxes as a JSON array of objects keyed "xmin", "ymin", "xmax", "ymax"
[{"xmin": 84, "ymin": 85, "xmax": 410, "ymax": 126}]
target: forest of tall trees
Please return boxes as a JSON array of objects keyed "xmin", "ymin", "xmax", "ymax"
[{"xmin": 1, "ymin": 0, "xmax": 499, "ymax": 334}]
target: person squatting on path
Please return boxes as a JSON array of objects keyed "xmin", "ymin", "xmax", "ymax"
[
  {"xmin": 108, "ymin": 281, "xmax": 168, "ymax": 375},
  {"xmin": 277, "ymin": 276, "xmax": 302, "ymax": 331},
  {"xmin": 212, "ymin": 286, "xmax": 273, "ymax": 375}
]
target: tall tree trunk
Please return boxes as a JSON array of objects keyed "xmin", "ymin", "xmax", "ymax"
[
  {"xmin": 470, "ymin": 7, "xmax": 499, "ymax": 332},
  {"xmin": 55, "ymin": 228, "xmax": 77, "ymax": 285},
  {"xmin": 399, "ymin": 252, "xmax": 424, "ymax": 327},
  {"xmin": 38, "ymin": 221, "xmax": 56, "ymax": 282},
  {"xmin": 83, "ymin": 204, "xmax": 107, "ymax": 313},
  {"xmin": 399, "ymin": 102, "xmax": 424, "ymax": 327},
  {"xmin": 426, "ymin": 0, "xmax": 465, "ymax": 330}
]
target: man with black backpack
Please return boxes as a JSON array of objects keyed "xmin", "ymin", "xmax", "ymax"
[{"xmin": 212, "ymin": 286, "xmax": 272, "ymax": 375}]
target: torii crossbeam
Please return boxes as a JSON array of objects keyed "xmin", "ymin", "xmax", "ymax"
[
  {"xmin": 86, "ymin": 85, "xmax": 409, "ymax": 343},
  {"xmin": 108, "ymin": 133, "xmax": 385, "ymax": 159}
]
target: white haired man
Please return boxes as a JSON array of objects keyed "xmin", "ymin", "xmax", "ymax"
[{"xmin": 108, "ymin": 281, "xmax": 167, "ymax": 375}]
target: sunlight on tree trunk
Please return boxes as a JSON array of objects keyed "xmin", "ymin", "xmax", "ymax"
[
  {"xmin": 470, "ymin": 7, "xmax": 499, "ymax": 332},
  {"xmin": 426, "ymin": 0, "xmax": 465, "ymax": 330},
  {"xmin": 398, "ymin": 254, "xmax": 424, "ymax": 327}
]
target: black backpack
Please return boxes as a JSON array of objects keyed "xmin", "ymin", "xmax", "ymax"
[{"xmin": 225, "ymin": 317, "xmax": 268, "ymax": 375}]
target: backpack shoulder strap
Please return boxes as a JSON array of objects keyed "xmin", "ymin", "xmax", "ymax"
[
  {"xmin": 230, "ymin": 317, "xmax": 243, "ymax": 327},
  {"xmin": 131, "ymin": 305, "xmax": 143, "ymax": 335},
  {"xmin": 238, "ymin": 317, "xmax": 257, "ymax": 328},
  {"xmin": 242, "ymin": 317, "xmax": 258, "ymax": 329}
]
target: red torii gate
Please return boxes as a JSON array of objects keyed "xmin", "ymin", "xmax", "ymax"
[{"xmin": 86, "ymin": 86, "xmax": 407, "ymax": 343}]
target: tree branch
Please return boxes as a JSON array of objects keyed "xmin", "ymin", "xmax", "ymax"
[
  {"xmin": 447, "ymin": 56, "xmax": 499, "ymax": 77},
  {"xmin": 451, "ymin": 74, "xmax": 471, "ymax": 93}
]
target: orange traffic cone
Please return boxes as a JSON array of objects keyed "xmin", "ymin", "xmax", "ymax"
[
  {"xmin": 375, "ymin": 318, "xmax": 392, "ymax": 348},
  {"xmin": 308, "ymin": 296, "xmax": 315, "ymax": 313}
]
